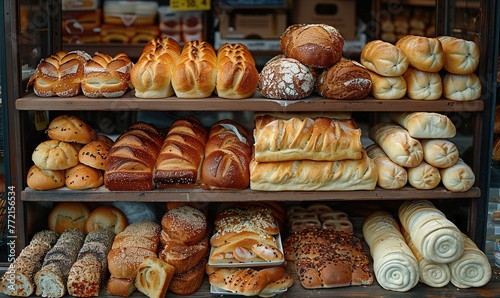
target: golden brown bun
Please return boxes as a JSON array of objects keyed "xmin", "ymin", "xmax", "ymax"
[
  {"xmin": 108, "ymin": 247, "xmax": 158, "ymax": 279},
  {"xmin": 26, "ymin": 164, "xmax": 66, "ymax": 190},
  {"xmin": 421, "ymin": 139, "xmax": 459, "ymax": 168},
  {"xmin": 365, "ymin": 144, "xmax": 408, "ymax": 190},
  {"xmin": 82, "ymin": 52, "xmax": 133, "ymax": 98},
  {"xmin": 361, "ymin": 40, "xmax": 409, "ymax": 76},
  {"xmin": 96, "ymin": 134, "xmax": 115, "ymax": 148},
  {"xmin": 403, "ymin": 67, "xmax": 442, "ymax": 100},
  {"xmin": 65, "ymin": 163, "xmax": 104, "ymax": 190},
  {"xmin": 407, "ymin": 161, "xmax": 441, "ymax": 190},
  {"xmin": 437, "ymin": 36, "xmax": 480, "ymax": 75},
  {"xmin": 27, "ymin": 50, "xmax": 90, "ymax": 97},
  {"xmin": 47, "ymin": 114, "xmax": 95, "ymax": 144},
  {"xmin": 168, "ymin": 257, "xmax": 206, "ymax": 295},
  {"xmin": 130, "ymin": 37, "xmax": 181, "ymax": 98},
  {"xmin": 106, "ymin": 276, "xmax": 136, "ymax": 297},
  {"xmin": 367, "ymin": 70, "xmax": 407, "ymax": 100},
  {"xmin": 85, "ymin": 205, "xmax": 128, "ymax": 235},
  {"xmin": 161, "ymin": 206, "xmax": 207, "ymax": 246},
  {"xmin": 171, "ymin": 40, "xmax": 217, "ymax": 98},
  {"xmin": 280, "ymin": 24, "xmax": 344, "ymax": 68},
  {"xmin": 32, "ymin": 140, "xmax": 80, "ymax": 170},
  {"xmin": 442, "ymin": 73, "xmax": 481, "ymax": 101},
  {"xmin": 135, "ymin": 257, "xmax": 175, "ymax": 298},
  {"xmin": 396, "ymin": 35, "xmax": 444, "ymax": 72},
  {"xmin": 317, "ymin": 59, "xmax": 372, "ymax": 99},
  {"xmin": 48, "ymin": 202, "xmax": 91, "ymax": 234},
  {"xmin": 258, "ymin": 56, "xmax": 315, "ymax": 100},
  {"xmin": 439, "ymin": 159, "xmax": 475, "ymax": 192},
  {"xmin": 78, "ymin": 141, "xmax": 111, "ymax": 170}
]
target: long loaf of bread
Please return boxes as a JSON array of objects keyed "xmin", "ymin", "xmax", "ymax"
[{"xmin": 390, "ymin": 112, "xmax": 456, "ymax": 139}]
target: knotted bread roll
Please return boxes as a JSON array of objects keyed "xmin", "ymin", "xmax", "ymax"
[
  {"xmin": 396, "ymin": 35, "xmax": 444, "ymax": 72},
  {"xmin": 421, "ymin": 139, "xmax": 459, "ymax": 168},
  {"xmin": 361, "ymin": 40, "xmax": 409, "ymax": 76},
  {"xmin": 437, "ymin": 36, "xmax": 480, "ymax": 75},
  {"xmin": 403, "ymin": 67, "xmax": 442, "ymax": 100},
  {"xmin": 365, "ymin": 144, "xmax": 407, "ymax": 189},
  {"xmin": 442, "ymin": 73, "xmax": 482, "ymax": 101},
  {"xmin": 367, "ymin": 70, "xmax": 407, "ymax": 100}
]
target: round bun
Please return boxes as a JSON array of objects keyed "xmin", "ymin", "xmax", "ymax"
[
  {"xmin": 259, "ymin": 56, "xmax": 314, "ymax": 100},
  {"xmin": 396, "ymin": 35, "xmax": 444, "ymax": 72},
  {"xmin": 85, "ymin": 205, "xmax": 128, "ymax": 234},
  {"xmin": 161, "ymin": 205, "xmax": 207, "ymax": 246},
  {"xmin": 403, "ymin": 67, "xmax": 442, "ymax": 100},
  {"xmin": 442, "ymin": 73, "xmax": 481, "ymax": 101},
  {"xmin": 280, "ymin": 23, "xmax": 344, "ymax": 68},
  {"xmin": 361, "ymin": 40, "xmax": 409, "ymax": 76},
  {"xmin": 96, "ymin": 134, "xmax": 115, "ymax": 148},
  {"xmin": 317, "ymin": 59, "xmax": 372, "ymax": 99},
  {"xmin": 32, "ymin": 139, "xmax": 80, "ymax": 170},
  {"xmin": 48, "ymin": 202, "xmax": 91, "ymax": 234},
  {"xmin": 26, "ymin": 164, "xmax": 66, "ymax": 190},
  {"xmin": 78, "ymin": 141, "xmax": 111, "ymax": 170},
  {"xmin": 437, "ymin": 36, "xmax": 480, "ymax": 75},
  {"xmin": 65, "ymin": 163, "xmax": 104, "ymax": 190},
  {"xmin": 367, "ymin": 70, "xmax": 407, "ymax": 100},
  {"xmin": 47, "ymin": 114, "xmax": 95, "ymax": 144}
]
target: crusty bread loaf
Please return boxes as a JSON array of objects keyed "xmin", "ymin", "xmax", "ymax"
[
  {"xmin": 159, "ymin": 231, "xmax": 209, "ymax": 274},
  {"xmin": 215, "ymin": 43, "xmax": 259, "ymax": 99},
  {"xmin": 253, "ymin": 115, "xmax": 363, "ymax": 162},
  {"xmin": 280, "ymin": 24, "xmax": 344, "ymax": 68},
  {"xmin": 135, "ymin": 257, "xmax": 175, "ymax": 298},
  {"xmin": 106, "ymin": 276, "xmax": 136, "ymax": 297},
  {"xmin": 65, "ymin": 163, "xmax": 104, "ymax": 190},
  {"xmin": 78, "ymin": 141, "xmax": 111, "ymax": 170},
  {"xmin": 407, "ymin": 161, "xmax": 441, "ymax": 190},
  {"xmin": 365, "ymin": 144, "xmax": 408, "ymax": 189},
  {"xmin": 201, "ymin": 119, "xmax": 252, "ymax": 190},
  {"xmin": 367, "ymin": 70, "xmax": 407, "ymax": 100},
  {"xmin": 27, "ymin": 50, "xmax": 90, "ymax": 97},
  {"xmin": 26, "ymin": 164, "xmax": 66, "ymax": 190},
  {"xmin": 48, "ymin": 202, "xmax": 91, "ymax": 234},
  {"xmin": 161, "ymin": 206, "xmax": 207, "ymax": 246},
  {"xmin": 154, "ymin": 117, "xmax": 208, "ymax": 188},
  {"xmin": 85, "ymin": 205, "xmax": 128, "ymax": 235},
  {"xmin": 82, "ymin": 52, "xmax": 133, "ymax": 98},
  {"xmin": 32, "ymin": 140, "xmax": 80, "ymax": 171},
  {"xmin": 360, "ymin": 40, "xmax": 409, "ymax": 76},
  {"xmin": 421, "ymin": 139, "xmax": 459, "ymax": 168},
  {"xmin": 390, "ymin": 112, "xmax": 456, "ymax": 139},
  {"xmin": 440, "ymin": 159, "xmax": 475, "ymax": 192},
  {"xmin": 108, "ymin": 247, "xmax": 158, "ymax": 279},
  {"xmin": 369, "ymin": 122, "xmax": 423, "ymax": 167},
  {"xmin": 437, "ymin": 36, "xmax": 480, "ymax": 75},
  {"xmin": 396, "ymin": 35, "xmax": 444, "ymax": 72},
  {"xmin": 130, "ymin": 37, "xmax": 181, "ymax": 98},
  {"xmin": 168, "ymin": 257, "xmax": 206, "ymax": 295},
  {"xmin": 47, "ymin": 114, "xmax": 96, "ymax": 144},
  {"xmin": 442, "ymin": 73, "xmax": 482, "ymax": 101},
  {"xmin": 403, "ymin": 67, "xmax": 442, "ymax": 100},
  {"xmin": 171, "ymin": 40, "xmax": 217, "ymax": 98},
  {"xmin": 317, "ymin": 58, "xmax": 372, "ymax": 99},
  {"xmin": 258, "ymin": 56, "xmax": 315, "ymax": 100}
]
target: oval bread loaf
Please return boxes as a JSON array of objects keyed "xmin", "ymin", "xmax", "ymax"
[
  {"xmin": 439, "ymin": 159, "xmax": 475, "ymax": 192},
  {"xmin": 316, "ymin": 59, "xmax": 372, "ymax": 99},
  {"xmin": 367, "ymin": 70, "xmax": 407, "ymax": 100},
  {"xmin": 407, "ymin": 161, "xmax": 441, "ymax": 190},
  {"xmin": 421, "ymin": 139, "xmax": 459, "ymax": 168},
  {"xmin": 403, "ymin": 67, "xmax": 442, "ymax": 100},
  {"xmin": 85, "ymin": 205, "xmax": 128, "ymax": 234},
  {"xmin": 361, "ymin": 40, "xmax": 409, "ymax": 76},
  {"xmin": 437, "ymin": 36, "xmax": 480, "ymax": 75},
  {"xmin": 390, "ymin": 112, "xmax": 456, "ymax": 139},
  {"xmin": 442, "ymin": 73, "xmax": 482, "ymax": 101},
  {"xmin": 365, "ymin": 144, "xmax": 407, "ymax": 190},
  {"xmin": 396, "ymin": 35, "xmax": 444, "ymax": 72}
]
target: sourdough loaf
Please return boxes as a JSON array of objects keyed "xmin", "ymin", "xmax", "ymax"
[{"xmin": 317, "ymin": 59, "xmax": 372, "ymax": 99}]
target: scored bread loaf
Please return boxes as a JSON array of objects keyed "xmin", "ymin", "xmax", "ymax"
[
  {"xmin": 47, "ymin": 114, "xmax": 96, "ymax": 144},
  {"xmin": 130, "ymin": 37, "xmax": 181, "ymax": 98},
  {"xmin": 215, "ymin": 43, "xmax": 259, "ymax": 99},
  {"xmin": 439, "ymin": 159, "xmax": 475, "ymax": 192},
  {"xmin": 442, "ymin": 73, "xmax": 482, "ymax": 101},
  {"xmin": 253, "ymin": 115, "xmax": 363, "ymax": 162},
  {"xmin": 135, "ymin": 257, "xmax": 175, "ymax": 298},
  {"xmin": 26, "ymin": 164, "xmax": 66, "ymax": 190},
  {"xmin": 171, "ymin": 40, "xmax": 217, "ymax": 98},
  {"xmin": 390, "ymin": 112, "xmax": 456, "ymax": 139},
  {"xmin": 407, "ymin": 161, "xmax": 441, "ymax": 190},
  {"xmin": 366, "ymin": 144, "xmax": 408, "ymax": 190},
  {"xmin": 360, "ymin": 40, "xmax": 409, "ymax": 76},
  {"xmin": 367, "ymin": 70, "xmax": 407, "ymax": 100},
  {"xmin": 437, "ymin": 36, "xmax": 480, "ymax": 75},
  {"xmin": 396, "ymin": 35, "xmax": 444, "ymax": 72},
  {"xmin": 421, "ymin": 139, "xmax": 459, "ymax": 168},
  {"xmin": 403, "ymin": 67, "xmax": 442, "ymax": 100}
]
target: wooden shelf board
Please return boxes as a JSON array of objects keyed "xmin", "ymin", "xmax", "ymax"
[{"xmin": 16, "ymin": 92, "xmax": 484, "ymax": 112}]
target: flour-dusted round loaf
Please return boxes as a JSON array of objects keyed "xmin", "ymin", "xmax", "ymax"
[
  {"xmin": 396, "ymin": 35, "xmax": 444, "ymax": 72},
  {"xmin": 421, "ymin": 139, "xmax": 459, "ymax": 168},
  {"xmin": 78, "ymin": 141, "xmax": 111, "ymax": 170},
  {"xmin": 442, "ymin": 73, "xmax": 482, "ymax": 101},
  {"xmin": 47, "ymin": 114, "xmax": 96, "ymax": 144},
  {"xmin": 407, "ymin": 161, "xmax": 441, "ymax": 190},
  {"xmin": 361, "ymin": 40, "xmax": 409, "ymax": 76},
  {"xmin": 65, "ymin": 163, "xmax": 104, "ymax": 190},
  {"xmin": 280, "ymin": 23, "xmax": 344, "ymax": 68},
  {"xmin": 317, "ymin": 59, "xmax": 372, "ymax": 99},
  {"xmin": 32, "ymin": 139, "xmax": 80, "ymax": 170},
  {"xmin": 403, "ymin": 67, "xmax": 442, "ymax": 100},
  {"xmin": 437, "ymin": 36, "xmax": 480, "ymax": 75},
  {"xmin": 439, "ymin": 159, "xmax": 475, "ymax": 192},
  {"xmin": 258, "ymin": 56, "xmax": 314, "ymax": 100},
  {"xmin": 161, "ymin": 205, "xmax": 207, "ymax": 246},
  {"xmin": 26, "ymin": 164, "xmax": 66, "ymax": 190},
  {"xmin": 367, "ymin": 70, "xmax": 407, "ymax": 100}
]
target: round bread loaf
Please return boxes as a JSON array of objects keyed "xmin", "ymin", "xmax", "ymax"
[
  {"xmin": 317, "ymin": 59, "xmax": 372, "ymax": 99},
  {"xmin": 396, "ymin": 35, "xmax": 444, "ymax": 72},
  {"xmin": 421, "ymin": 139, "xmax": 459, "ymax": 168},
  {"xmin": 48, "ymin": 202, "xmax": 91, "ymax": 234},
  {"xmin": 360, "ymin": 40, "xmax": 409, "ymax": 76},
  {"xmin": 168, "ymin": 257, "xmax": 206, "ymax": 295},
  {"xmin": 161, "ymin": 205, "xmax": 207, "ymax": 246},
  {"xmin": 437, "ymin": 36, "xmax": 480, "ymax": 75},
  {"xmin": 280, "ymin": 23, "xmax": 344, "ymax": 68},
  {"xmin": 32, "ymin": 139, "xmax": 80, "ymax": 170},
  {"xmin": 47, "ymin": 114, "xmax": 96, "ymax": 144},
  {"xmin": 78, "ymin": 141, "xmax": 111, "ymax": 170},
  {"xmin": 367, "ymin": 70, "xmax": 407, "ymax": 100},
  {"xmin": 442, "ymin": 73, "xmax": 481, "ymax": 101},
  {"xmin": 258, "ymin": 56, "xmax": 314, "ymax": 100},
  {"xmin": 403, "ymin": 67, "xmax": 442, "ymax": 100},
  {"xmin": 65, "ymin": 163, "xmax": 104, "ymax": 190},
  {"xmin": 26, "ymin": 164, "xmax": 66, "ymax": 190},
  {"xmin": 85, "ymin": 205, "xmax": 128, "ymax": 234}
]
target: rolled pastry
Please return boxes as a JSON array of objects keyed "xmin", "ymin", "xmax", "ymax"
[
  {"xmin": 403, "ymin": 67, "xmax": 442, "ymax": 100},
  {"xmin": 390, "ymin": 112, "xmax": 456, "ymax": 139},
  {"xmin": 421, "ymin": 139, "xmax": 459, "ymax": 168},
  {"xmin": 442, "ymin": 73, "xmax": 482, "ymax": 101},
  {"xmin": 439, "ymin": 158, "xmax": 475, "ymax": 192},
  {"xmin": 367, "ymin": 70, "xmax": 407, "ymax": 100},
  {"xmin": 365, "ymin": 144, "xmax": 407, "ymax": 189},
  {"xmin": 407, "ymin": 161, "xmax": 441, "ymax": 190}
]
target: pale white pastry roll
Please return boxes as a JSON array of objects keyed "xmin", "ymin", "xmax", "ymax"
[
  {"xmin": 442, "ymin": 73, "xmax": 482, "ymax": 101},
  {"xmin": 407, "ymin": 161, "xmax": 441, "ymax": 190},
  {"xmin": 365, "ymin": 144, "xmax": 407, "ymax": 189},
  {"xmin": 403, "ymin": 67, "xmax": 442, "ymax": 100},
  {"xmin": 421, "ymin": 139, "xmax": 459, "ymax": 168},
  {"xmin": 367, "ymin": 70, "xmax": 407, "ymax": 100},
  {"xmin": 390, "ymin": 112, "xmax": 456, "ymax": 139},
  {"xmin": 439, "ymin": 158, "xmax": 475, "ymax": 192}
]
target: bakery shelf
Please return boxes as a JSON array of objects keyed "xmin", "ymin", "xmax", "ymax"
[
  {"xmin": 21, "ymin": 186, "xmax": 481, "ymax": 202},
  {"xmin": 16, "ymin": 92, "xmax": 485, "ymax": 112}
]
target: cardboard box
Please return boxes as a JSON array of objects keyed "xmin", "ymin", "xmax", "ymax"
[
  {"xmin": 219, "ymin": 10, "xmax": 287, "ymax": 39},
  {"xmin": 293, "ymin": 0, "xmax": 356, "ymax": 40}
]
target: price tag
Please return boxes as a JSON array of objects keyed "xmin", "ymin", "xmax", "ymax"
[
  {"xmin": 34, "ymin": 111, "xmax": 47, "ymax": 131},
  {"xmin": 170, "ymin": 0, "xmax": 211, "ymax": 11}
]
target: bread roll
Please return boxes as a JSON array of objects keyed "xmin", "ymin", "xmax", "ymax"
[
  {"xmin": 161, "ymin": 205, "xmax": 207, "ymax": 246},
  {"xmin": 317, "ymin": 59, "xmax": 372, "ymax": 100},
  {"xmin": 48, "ymin": 202, "xmax": 91, "ymax": 234},
  {"xmin": 442, "ymin": 73, "xmax": 481, "ymax": 101},
  {"xmin": 396, "ymin": 35, "xmax": 444, "ymax": 72},
  {"xmin": 171, "ymin": 40, "xmax": 217, "ymax": 98},
  {"xmin": 369, "ymin": 122, "xmax": 423, "ymax": 167},
  {"xmin": 108, "ymin": 247, "xmax": 158, "ymax": 279},
  {"xmin": 85, "ymin": 205, "xmax": 128, "ymax": 235},
  {"xmin": 135, "ymin": 257, "xmax": 175, "ymax": 298},
  {"xmin": 82, "ymin": 52, "xmax": 133, "ymax": 98},
  {"xmin": 258, "ymin": 56, "xmax": 315, "ymax": 100},
  {"xmin": 421, "ymin": 139, "xmax": 459, "ymax": 168},
  {"xmin": 365, "ymin": 144, "xmax": 408, "ymax": 189},
  {"xmin": 390, "ymin": 112, "xmax": 456, "ymax": 139},
  {"xmin": 437, "ymin": 36, "xmax": 480, "ymax": 75},
  {"xmin": 32, "ymin": 140, "xmax": 79, "ymax": 171},
  {"xmin": 280, "ymin": 24, "xmax": 344, "ymax": 68},
  {"xmin": 26, "ymin": 164, "xmax": 66, "ymax": 190},
  {"xmin": 96, "ymin": 134, "xmax": 115, "ymax": 148},
  {"xmin": 168, "ymin": 257, "xmax": 206, "ymax": 295},
  {"xmin": 407, "ymin": 161, "xmax": 441, "ymax": 190},
  {"xmin": 403, "ymin": 67, "xmax": 442, "ymax": 100},
  {"xmin": 78, "ymin": 141, "xmax": 110, "ymax": 170},
  {"xmin": 130, "ymin": 37, "xmax": 181, "ymax": 98},
  {"xmin": 361, "ymin": 40, "xmax": 409, "ymax": 76},
  {"xmin": 65, "ymin": 163, "xmax": 104, "ymax": 190},
  {"xmin": 106, "ymin": 276, "xmax": 136, "ymax": 297},
  {"xmin": 440, "ymin": 159, "xmax": 475, "ymax": 192},
  {"xmin": 215, "ymin": 43, "xmax": 259, "ymax": 99},
  {"xmin": 367, "ymin": 70, "xmax": 407, "ymax": 100},
  {"xmin": 47, "ymin": 114, "xmax": 95, "ymax": 144}
]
